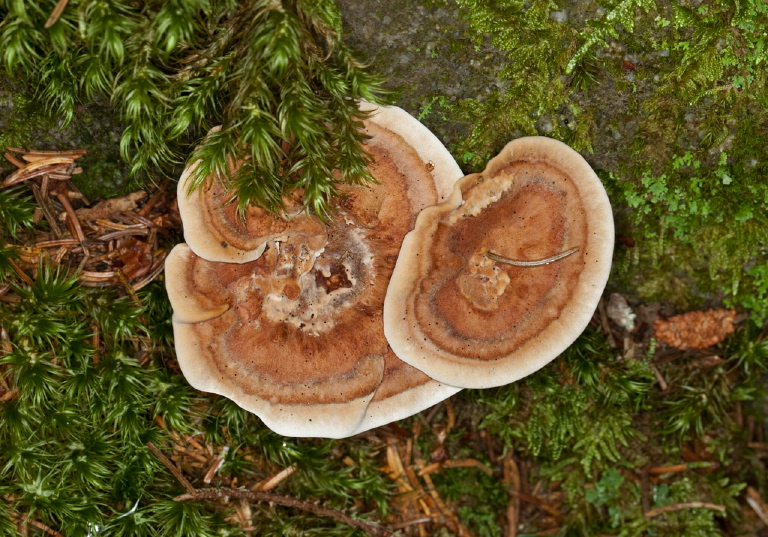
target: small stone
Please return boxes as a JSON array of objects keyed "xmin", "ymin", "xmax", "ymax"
[
  {"xmin": 550, "ymin": 10, "xmax": 568, "ymax": 23},
  {"xmin": 606, "ymin": 293, "xmax": 636, "ymax": 332}
]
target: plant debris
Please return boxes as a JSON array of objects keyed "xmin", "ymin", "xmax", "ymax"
[
  {"xmin": 2, "ymin": 148, "xmax": 178, "ymax": 296},
  {"xmin": 653, "ymin": 308, "xmax": 737, "ymax": 349},
  {"xmin": 1, "ymin": 144, "xmax": 766, "ymax": 537}
]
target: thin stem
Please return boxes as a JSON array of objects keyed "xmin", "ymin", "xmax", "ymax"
[
  {"xmin": 645, "ymin": 501, "xmax": 725, "ymax": 518},
  {"xmin": 175, "ymin": 489, "xmax": 394, "ymax": 537},
  {"xmin": 146, "ymin": 442, "xmax": 196, "ymax": 495},
  {"xmin": 486, "ymin": 247, "xmax": 579, "ymax": 267}
]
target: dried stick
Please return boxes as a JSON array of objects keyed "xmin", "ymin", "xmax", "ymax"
[
  {"xmin": 55, "ymin": 192, "xmax": 86, "ymax": 244},
  {"xmin": 746, "ymin": 487, "xmax": 768, "ymax": 527},
  {"xmin": 3, "ymin": 161, "xmax": 71, "ymax": 187},
  {"xmin": 487, "ymin": 247, "xmax": 579, "ymax": 267},
  {"xmin": 649, "ymin": 364, "xmax": 669, "ymax": 392},
  {"xmin": 146, "ymin": 442, "xmax": 196, "ymax": 495},
  {"xmin": 175, "ymin": 489, "xmax": 394, "ymax": 537},
  {"xmin": 645, "ymin": 502, "xmax": 725, "ymax": 518},
  {"xmin": 502, "ymin": 454, "xmax": 521, "ymax": 537},
  {"xmin": 4, "ymin": 152, "xmax": 25, "ymax": 168},
  {"xmin": 256, "ymin": 464, "xmax": 297, "ymax": 492},
  {"xmin": 30, "ymin": 184, "xmax": 64, "ymax": 238},
  {"xmin": 12, "ymin": 513, "xmax": 64, "ymax": 537},
  {"xmin": 509, "ymin": 490, "xmax": 564, "ymax": 520},
  {"xmin": 8, "ymin": 259, "xmax": 33, "ymax": 286},
  {"xmin": 150, "ymin": 440, "xmax": 390, "ymax": 537},
  {"xmin": 44, "ymin": 0, "xmax": 70, "ymax": 28},
  {"xmin": 649, "ymin": 463, "xmax": 688, "ymax": 476}
]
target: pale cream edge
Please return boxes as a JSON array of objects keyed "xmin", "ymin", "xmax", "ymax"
[
  {"xmin": 384, "ymin": 137, "xmax": 615, "ymax": 389},
  {"xmin": 361, "ymin": 101, "xmax": 464, "ymax": 201},
  {"xmin": 177, "ymin": 158, "xmax": 269, "ymax": 264},
  {"xmin": 172, "ymin": 104, "xmax": 467, "ymax": 435},
  {"xmin": 354, "ymin": 101, "xmax": 464, "ymax": 431},
  {"xmin": 172, "ymin": 320, "xmax": 372, "ymax": 439},
  {"xmin": 353, "ymin": 381, "xmax": 462, "ymax": 435},
  {"xmin": 165, "ymin": 243, "xmax": 232, "ymax": 324}
]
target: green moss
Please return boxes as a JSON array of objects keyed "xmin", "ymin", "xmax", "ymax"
[
  {"xmin": 419, "ymin": 0, "xmax": 768, "ymax": 322},
  {"xmin": 0, "ymin": 78, "xmax": 132, "ymax": 200}
]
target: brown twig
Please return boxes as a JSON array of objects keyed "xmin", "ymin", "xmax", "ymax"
[
  {"xmin": 3, "ymin": 161, "xmax": 71, "ymax": 187},
  {"xmin": 138, "ymin": 179, "xmax": 170, "ymax": 216},
  {"xmin": 30, "ymin": 184, "xmax": 64, "ymax": 238},
  {"xmin": 645, "ymin": 502, "xmax": 725, "ymax": 518},
  {"xmin": 22, "ymin": 149, "xmax": 86, "ymax": 157},
  {"xmin": 391, "ymin": 517, "xmax": 433, "ymax": 529},
  {"xmin": 746, "ymin": 487, "xmax": 768, "ymax": 527},
  {"xmin": 175, "ymin": 489, "xmax": 394, "ymax": 537},
  {"xmin": 12, "ymin": 513, "xmax": 64, "ymax": 537},
  {"xmin": 510, "ymin": 490, "xmax": 564, "ymax": 520},
  {"xmin": 502, "ymin": 454, "xmax": 521, "ymax": 537},
  {"xmin": 35, "ymin": 238, "xmax": 80, "ymax": 249},
  {"xmin": 44, "ymin": 0, "xmax": 71, "ymax": 28},
  {"xmin": 649, "ymin": 463, "xmax": 688, "ymax": 476},
  {"xmin": 598, "ymin": 296, "xmax": 617, "ymax": 348},
  {"xmin": 8, "ymin": 259, "xmax": 33, "ymax": 286},
  {"xmin": 114, "ymin": 268, "xmax": 140, "ymax": 304},
  {"xmin": 4, "ymin": 151, "xmax": 25, "ymax": 168},
  {"xmin": 56, "ymin": 191, "xmax": 86, "ymax": 243},
  {"xmin": 132, "ymin": 252, "xmax": 168, "ymax": 291},
  {"xmin": 640, "ymin": 464, "xmax": 651, "ymax": 515},
  {"xmin": 418, "ymin": 458, "xmax": 494, "ymax": 477},
  {"xmin": 255, "ymin": 463, "xmax": 297, "ymax": 491},
  {"xmin": 649, "ymin": 363, "xmax": 668, "ymax": 391},
  {"xmin": 98, "ymin": 228, "xmax": 150, "ymax": 241},
  {"xmin": 146, "ymin": 441, "xmax": 196, "ymax": 495}
]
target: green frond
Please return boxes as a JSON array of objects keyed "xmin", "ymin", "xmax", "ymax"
[
  {"xmin": 0, "ymin": 502, "xmax": 15, "ymax": 535},
  {"xmin": 149, "ymin": 371, "xmax": 201, "ymax": 434},
  {"xmin": 0, "ymin": 185, "xmax": 36, "ymax": 240},
  {"xmin": 1, "ymin": 349, "xmax": 63, "ymax": 409},
  {"xmin": 152, "ymin": 0, "xmax": 208, "ymax": 57},
  {"xmin": 0, "ymin": 399, "xmax": 37, "ymax": 447},
  {"xmin": 566, "ymin": 0, "xmax": 656, "ymax": 75},
  {"xmin": 0, "ymin": 245, "xmax": 22, "ymax": 282},
  {"xmin": 186, "ymin": 128, "xmax": 240, "ymax": 193},
  {"xmin": 84, "ymin": 0, "xmax": 137, "ymax": 65},
  {"xmin": 152, "ymin": 499, "xmax": 225, "ymax": 537},
  {"xmin": 660, "ymin": 370, "xmax": 733, "ymax": 438},
  {"xmin": 1, "ymin": 16, "xmax": 44, "ymax": 71},
  {"xmin": 726, "ymin": 328, "xmax": 768, "ymax": 377},
  {"xmin": 14, "ymin": 261, "xmax": 83, "ymax": 311},
  {"xmin": 84, "ymin": 290, "xmax": 146, "ymax": 343}
]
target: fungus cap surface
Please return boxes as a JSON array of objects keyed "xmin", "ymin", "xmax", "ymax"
[
  {"xmin": 383, "ymin": 136, "xmax": 614, "ymax": 389},
  {"xmin": 176, "ymin": 130, "xmax": 326, "ymax": 264},
  {"xmin": 167, "ymin": 105, "xmax": 463, "ymax": 437}
]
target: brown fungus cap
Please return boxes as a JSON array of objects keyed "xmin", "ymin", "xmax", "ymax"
[
  {"xmin": 167, "ymin": 104, "xmax": 462, "ymax": 438},
  {"xmin": 176, "ymin": 137, "xmax": 326, "ymax": 264},
  {"xmin": 384, "ymin": 136, "xmax": 614, "ymax": 389}
]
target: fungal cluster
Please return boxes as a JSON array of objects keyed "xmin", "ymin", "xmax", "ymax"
[{"xmin": 165, "ymin": 104, "xmax": 614, "ymax": 438}]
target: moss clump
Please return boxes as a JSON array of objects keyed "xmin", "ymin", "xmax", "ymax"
[
  {"xmin": 388, "ymin": 0, "xmax": 768, "ymax": 321},
  {"xmin": 0, "ymin": 0, "xmax": 384, "ymax": 217}
]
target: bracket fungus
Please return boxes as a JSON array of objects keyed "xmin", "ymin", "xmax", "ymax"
[
  {"xmin": 384, "ymin": 136, "xmax": 614, "ymax": 389},
  {"xmin": 176, "ymin": 135, "xmax": 326, "ymax": 264},
  {"xmin": 166, "ymin": 104, "xmax": 463, "ymax": 438}
]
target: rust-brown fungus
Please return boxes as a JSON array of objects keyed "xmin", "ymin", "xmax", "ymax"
[
  {"xmin": 384, "ymin": 137, "xmax": 614, "ymax": 389},
  {"xmin": 167, "ymin": 104, "xmax": 463, "ymax": 437}
]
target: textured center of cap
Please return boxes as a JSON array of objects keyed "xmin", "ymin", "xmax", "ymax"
[
  {"xmin": 455, "ymin": 247, "xmax": 511, "ymax": 311},
  {"xmin": 238, "ymin": 226, "xmax": 373, "ymax": 337},
  {"xmin": 413, "ymin": 160, "xmax": 588, "ymax": 361}
]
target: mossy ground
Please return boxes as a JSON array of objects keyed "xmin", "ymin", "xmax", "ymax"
[
  {"xmin": 1, "ymin": 0, "xmax": 767, "ymax": 535},
  {"xmin": 338, "ymin": 0, "xmax": 768, "ymax": 322},
  {"xmin": 0, "ymin": 79, "xmax": 132, "ymax": 201}
]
